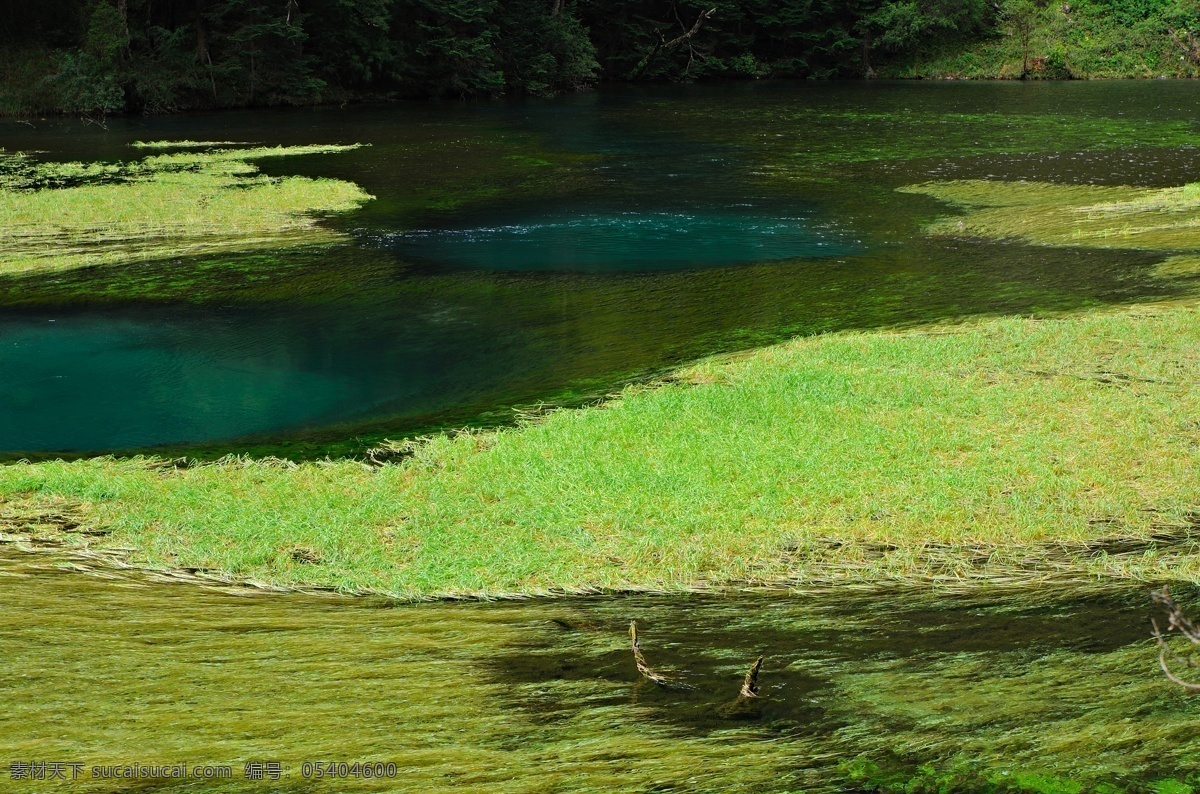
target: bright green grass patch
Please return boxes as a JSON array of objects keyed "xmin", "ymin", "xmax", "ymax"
[
  {"xmin": 902, "ymin": 179, "xmax": 1200, "ymax": 267},
  {"xmin": 4, "ymin": 298, "xmax": 1200, "ymax": 598},
  {"xmin": 0, "ymin": 144, "xmax": 372, "ymax": 275}
]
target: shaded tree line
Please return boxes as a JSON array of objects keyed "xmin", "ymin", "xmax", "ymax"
[{"xmin": 0, "ymin": 0, "xmax": 1046, "ymax": 113}]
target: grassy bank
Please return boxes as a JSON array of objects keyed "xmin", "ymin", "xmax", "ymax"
[
  {"xmin": 4, "ymin": 296, "xmax": 1200, "ymax": 598},
  {"xmin": 885, "ymin": 1, "xmax": 1200, "ymax": 80},
  {"xmin": 0, "ymin": 143, "xmax": 371, "ymax": 275}
]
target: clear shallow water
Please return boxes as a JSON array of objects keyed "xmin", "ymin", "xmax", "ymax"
[
  {"xmin": 1, "ymin": 548, "xmax": 1196, "ymax": 792},
  {"xmin": 1, "ymin": 81, "xmax": 1198, "ymax": 456},
  {"xmin": 388, "ymin": 209, "xmax": 857, "ymax": 271}
]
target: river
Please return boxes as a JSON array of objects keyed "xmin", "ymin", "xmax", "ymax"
[
  {"xmin": 2, "ymin": 80, "xmax": 1195, "ymax": 456},
  {"xmin": 1, "ymin": 546, "xmax": 1193, "ymax": 791},
  {"xmin": 3, "ymin": 82, "xmax": 1200, "ymax": 791}
]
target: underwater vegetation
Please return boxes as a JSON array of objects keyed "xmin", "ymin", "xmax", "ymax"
[
  {"xmin": 902, "ymin": 178, "xmax": 1200, "ymax": 281},
  {"xmin": 903, "ymin": 179, "xmax": 1200, "ymax": 252},
  {"xmin": 0, "ymin": 143, "xmax": 372, "ymax": 275}
]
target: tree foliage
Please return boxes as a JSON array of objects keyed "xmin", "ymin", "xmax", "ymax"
[{"xmin": 8, "ymin": 0, "xmax": 1180, "ymax": 114}]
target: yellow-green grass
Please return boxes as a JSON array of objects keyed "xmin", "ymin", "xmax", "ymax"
[
  {"xmin": 5, "ymin": 298, "xmax": 1200, "ymax": 598},
  {"xmin": 0, "ymin": 144, "xmax": 372, "ymax": 275},
  {"xmin": 902, "ymin": 179, "xmax": 1200, "ymax": 260}
]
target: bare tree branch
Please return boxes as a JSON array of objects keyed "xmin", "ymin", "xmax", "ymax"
[
  {"xmin": 663, "ymin": 6, "xmax": 715, "ymax": 51},
  {"xmin": 1151, "ymin": 586, "xmax": 1200, "ymax": 693},
  {"xmin": 628, "ymin": 6, "xmax": 717, "ymax": 79},
  {"xmin": 1169, "ymin": 27, "xmax": 1200, "ymax": 67}
]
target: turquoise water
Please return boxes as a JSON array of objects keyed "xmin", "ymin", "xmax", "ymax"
[
  {"xmin": 389, "ymin": 210, "xmax": 857, "ymax": 271},
  {"xmin": 0, "ymin": 81, "xmax": 1196, "ymax": 456}
]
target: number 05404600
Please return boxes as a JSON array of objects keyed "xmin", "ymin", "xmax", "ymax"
[{"xmin": 301, "ymin": 762, "xmax": 398, "ymax": 779}]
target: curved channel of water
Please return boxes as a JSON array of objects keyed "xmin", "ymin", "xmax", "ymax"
[{"xmin": 1, "ymin": 81, "xmax": 1197, "ymax": 455}]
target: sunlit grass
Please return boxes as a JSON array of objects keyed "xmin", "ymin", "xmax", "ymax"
[
  {"xmin": 0, "ymin": 144, "xmax": 372, "ymax": 275},
  {"xmin": 4, "ymin": 297, "xmax": 1200, "ymax": 598},
  {"xmin": 902, "ymin": 179, "xmax": 1200, "ymax": 264},
  {"xmin": 879, "ymin": 1, "xmax": 1200, "ymax": 80}
]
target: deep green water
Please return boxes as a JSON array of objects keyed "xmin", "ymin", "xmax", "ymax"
[
  {"xmin": 2, "ymin": 546, "xmax": 1198, "ymax": 792},
  {"xmin": 3, "ymin": 81, "xmax": 1200, "ymax": 457}
]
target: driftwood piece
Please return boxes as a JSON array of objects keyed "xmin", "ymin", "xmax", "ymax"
[
  {"xmin": 1151, "ymin": 586, "xmax": 1200, "ymax": 693},
  {"xmin": 628, "ymin": 620, "xmax": 696, "ymax": 690},
  {"xmin": 718, "ymin": 655, "xmax": 766, "ymax": 718}
]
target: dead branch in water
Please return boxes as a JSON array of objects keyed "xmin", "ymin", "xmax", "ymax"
[
  {"xmin": 739, "ymin": 655, "xmax": 764, "ymax": 699},
  {"xmin": 718, "ymin": 655, "xmax": 766, "ymax": 718},
  {"xmin": 629, "ymin": 620, "xmax": 684, "ymax": 688},
  {"xmin": 1151, "ymin": 586, "xmax": 1200, "ymax": 693}
]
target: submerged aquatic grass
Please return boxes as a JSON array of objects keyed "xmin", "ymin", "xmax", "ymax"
[
  {"xmin": 4, "ymin": 558, "xmax": 1195, "ymax": 792},
  {"xmin": 4, "ymin": 298, "xmax": 1200, "ymax": 598},
  {"xmin": 0, "ymin": 143, "xmax": 372, "ymax": 275},
  {"xmin": 902, "ymin": 179, "xmax": 1200, "ymax": 264}
]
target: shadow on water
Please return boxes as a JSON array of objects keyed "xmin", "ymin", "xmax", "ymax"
[
  {"xmin": 489, "ymin": 589, "xmax": 1156, "ymax": 738},
  {"xmin": 3, "ymin": 547, "xmax": 1196, "ymax": 792}
]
